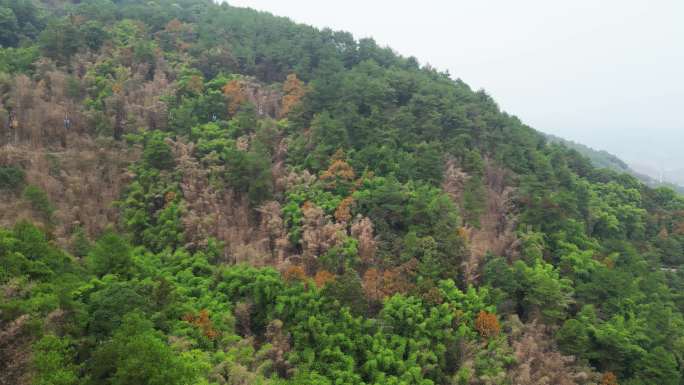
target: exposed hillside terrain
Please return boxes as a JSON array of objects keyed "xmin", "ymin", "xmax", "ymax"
[{"xmin": 2, "ymin": 1, "xmax": 684, "ymax": 385}]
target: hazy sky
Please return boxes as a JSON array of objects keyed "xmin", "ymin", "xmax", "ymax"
[{"xmin": 228, "ymin": 0, "xmax": 684, "ymax": 173}]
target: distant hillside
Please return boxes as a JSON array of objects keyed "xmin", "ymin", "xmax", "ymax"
[
  {"xmin": 631, "ymin": 162, "xmax": 684, "ymax": 189},
  {"xmin": 545, "ymin": 133, "xmax": 684, "ymax": 193}
]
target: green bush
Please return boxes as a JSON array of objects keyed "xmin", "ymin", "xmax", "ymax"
[
  {"xmin": 23, "ymin": 185, "xmax": 55, "ymax": 219},
  {"xmin": 0, "ymin": 46, "xmax": 39, "ymax": 73},
  {"xmin": 143, "ymin": 133, "xmax": 175, "ymax": 170},
  {"xmin": 32, "ymin": 335, "xmax": 79, "ymax": 385},
  {"xmin": 0, "ymin": 165, "xmax": 25, "ymax": 191}
]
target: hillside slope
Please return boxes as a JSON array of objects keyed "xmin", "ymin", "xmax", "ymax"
[
  {"xmin": 545, "ymin": 133, "xmax": 684, "ymax": 193},
  {"xmin": 2, "ymin": 1, "xmax": 684, "ymax": 385}
]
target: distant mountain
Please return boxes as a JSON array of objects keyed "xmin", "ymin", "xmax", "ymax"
[
  {"xmin": 545, "ymin": 133, "xmax": 684, "ymax": 193},
  {"xmin": 631, "ymin": 162, "xmax": 684, "ymax": 188}
]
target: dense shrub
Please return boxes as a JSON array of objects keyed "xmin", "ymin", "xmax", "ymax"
[
  {"xmin": 23, "ymin": 185, "xmax": 54, "ymax": 219},
  {"xmin": 0, "ymin": 165, "xmax": 25, "ymax": 191}
]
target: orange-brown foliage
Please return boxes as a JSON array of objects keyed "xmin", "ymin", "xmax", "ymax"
[
  {"xmin": 362, "ymin": 268, "xmax": 383, "ymax": 301},
  {"xmin": 362, "ymin": 261, "xmax": 417, "ymax": 301},
  {"xmin": 675, "ymin": 221, "xmax": 684, "ymax": 236},
  {"xmin": 186, "ymin": 75, "xmax": 204, "ymax": 95},
  {"xmin": 283, "ymin": 265, "xmax": 307, "ymax": 282},
  {"xmin": 183, "ymin": 309, "xmax": 219, "ymax": 339},
  {"xmin": 165, "ymin": 18, "xmax": 184, "ymax": 33},
  {"xmin": 320, "ymin": 159, "xmax": 355, "ymax": 187},
  {"xmin": 280, "ymin": 73, "xmax": 306, "ymax": 117},
  {"xmin": 457, "ymin": 226, "xmax": 471, "ymax": 240},
  {"xmin": 603, "ymin": 257, "xmax": 615, "ymax": 270},
  {"xmin": 383, "ymin": 260, "xmax": 418, "ymax": 296},
  {"xmin": 164, "ymin": 191, "xmax": 177, "ymax": 205},
  {"xmin": 313, "ymin": 270, "xmax": 335, "ymax": 288},
  {"xmin": 475, "ymin": 310, "xmax": 501, "ymax": 338},
  {"xmin": 334, "ymin": 196, "xmax": 354, "ymax": 223},
  {"xmin": 600, "ymin": 372, "xmax": 618, "ymax": 385},
  {"xmin": 658, "ymin": 227, "xmax": 669, "ymax": 239},
  {"xmin": 422, "ymin": 285, "xmax": 444, "ymax": 305},
  {"xmin": 223, "ymin": 79, "xmax": 246, "ymax": 115},
  {"xmin": 111, "ymin": 81, "xmax": 123, "ymax": 95},
  {"xmin": 161, "ymin": 19, "xmax": 194, "ymax": 51}
]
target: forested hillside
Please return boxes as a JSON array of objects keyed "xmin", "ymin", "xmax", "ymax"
[
  {"xmin": 2, "ymin": 1, "xmax": 684, "ymax": 384},
  {"xmin": 544, "ymin": 134, "xmax": 684, "ymax": 194}
]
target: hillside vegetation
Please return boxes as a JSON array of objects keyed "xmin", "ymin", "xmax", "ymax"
[
  {"xmin": 2, "ymin": 1, "xmax": 684, "ymax": 384},
  {"xmin": 545, "ymin": 134, "xmax": 684, "ymax": 193}
]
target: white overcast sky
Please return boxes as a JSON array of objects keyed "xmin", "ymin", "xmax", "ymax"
[{"xmin": 228, "ymin": 0, "xmax": 684, "ymax": 173}]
